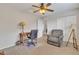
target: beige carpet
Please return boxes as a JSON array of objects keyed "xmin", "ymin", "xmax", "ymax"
[{"xmin": 3, "ymin": 36, "xmax": 79, "ymax": 55}]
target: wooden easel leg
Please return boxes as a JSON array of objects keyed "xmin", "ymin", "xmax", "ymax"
[
  {"xmin": 73, "ymin": 37, "xmax": 75, "ymax": 48},
  {"xmin": 66, "ymin": 30, "xmax": 72, "ymax": 46},
  {"xmin": 73, "ymin": 30, "xmax": 78, "ymax": 51},
  {"xmin": 66, "ymin": 38, "xmax": 70, "ymax": 46},
  {"xmin": 74, "ymin": 38, "xmax": 78, "ymax": 50}
]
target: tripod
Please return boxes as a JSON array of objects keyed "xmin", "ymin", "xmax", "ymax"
[{"xmin": 66, "ymin": 28, "xmax": 78, "ymax": 51}]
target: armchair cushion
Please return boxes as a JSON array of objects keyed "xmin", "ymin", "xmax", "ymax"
[{"xmin": 48, "ymin": 36, "xmax": 58, "ymax": 42}]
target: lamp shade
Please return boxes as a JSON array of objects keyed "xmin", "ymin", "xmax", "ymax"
[{"xmin": 18, "ymin": 21, "xmax": 26, "ymax": 32}]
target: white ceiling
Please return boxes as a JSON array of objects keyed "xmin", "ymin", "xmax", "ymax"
[{"xmin": 0, "ymin": 3, "xmax": 79, "ymax": 16}]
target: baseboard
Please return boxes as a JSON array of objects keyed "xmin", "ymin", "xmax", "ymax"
[{"xmin": 0, "ymin": 43, "xmax": 15, "ymax": 50}]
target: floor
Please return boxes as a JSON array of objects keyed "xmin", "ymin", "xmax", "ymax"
[{"xmin": 3, "ymin": 35, "xmax": 79, "ymax": 55}]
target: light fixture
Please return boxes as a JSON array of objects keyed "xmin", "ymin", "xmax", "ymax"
[
  {"xmin": 39, "ymin": 9, "xmax": 46, "ymax": 15},
  {"xmin": 32, "ymin": 3, "xmax": 54, "ymax": 15}
]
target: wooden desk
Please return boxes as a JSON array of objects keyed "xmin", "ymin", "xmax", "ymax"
[{"xmin": 19, "ymin": 32, "xmax": 30, "ymax": 44}]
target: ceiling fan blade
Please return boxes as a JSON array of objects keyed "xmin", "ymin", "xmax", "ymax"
[
  {"xmin": 32, "ymin": 5, "xmax": 39, "ymax": 8},
  {"xmin": 40, "ymin": 3, "xmax": 44, "ymax": 7},
  {"xmin": 33, "ymin": 10, "xmax": 39, "ymax": 13},
  {"xmin": 46, "ymin": 3, "xmax": 51, "ymax": 7},
  {"xmin": 41, "ymin": 3, "xmax": 44, "ymax": 6},
  {"xmin": 46, "ymin": 9, "xmax": 54, "ymax": 12}
]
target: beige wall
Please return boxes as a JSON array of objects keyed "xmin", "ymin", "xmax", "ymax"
[{"xmin": 0, "ymin": 6, "xmax": 37, "ymax": 49}]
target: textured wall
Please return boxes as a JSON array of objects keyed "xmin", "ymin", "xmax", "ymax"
[{"xmin": 0, "ymin": 6, "xmax": 37, "ymax": 50}]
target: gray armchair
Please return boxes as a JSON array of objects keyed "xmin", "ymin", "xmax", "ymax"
[{"xmin": 47, "ymin": 29, "xmax": 63, "ymax": 47}]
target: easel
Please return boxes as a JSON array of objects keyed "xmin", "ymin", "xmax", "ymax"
[{"xmin": 66, "ymin": 25, "xmax": 78, "ymax": 51}]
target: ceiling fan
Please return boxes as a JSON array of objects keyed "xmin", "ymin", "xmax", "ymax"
[{"xmin": 32, "ymin": 3, "xmax": 54, "ymax": 15}]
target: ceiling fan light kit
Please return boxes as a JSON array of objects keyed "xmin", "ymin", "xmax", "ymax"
[
  {"xmin": 39, "ymin": 9, "xmax": 46, "ymax": 15},
  {"xmin": 32, "ymin": 3, "xmax": 54, "ymax": 15}
]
